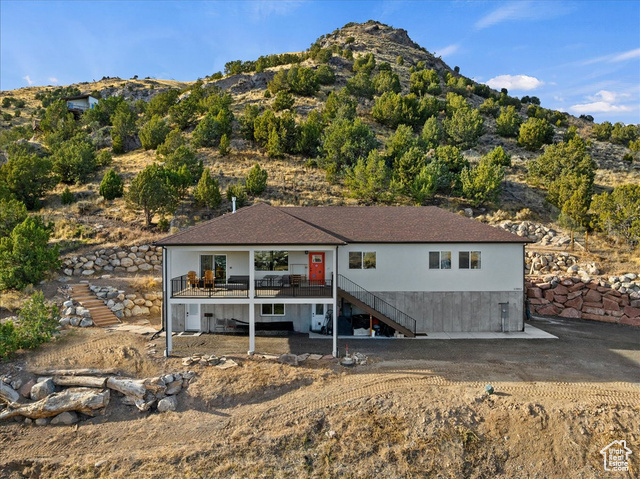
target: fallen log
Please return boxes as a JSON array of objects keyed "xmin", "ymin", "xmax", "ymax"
[
  {"xmin": 106, "ymin": 377, "xmax": 165, "ymax": 399},
  {"xmin": 0, "ymin": 388, "xmax": 110, "ymax": 421},
  {"xmin": 106, "ymin": 377, "xmax": 147, "ymax": 399},
  {"xmin": 31, "ymin": 368, "xmax": 121, "ymax": 376},
  {"xmin": 53, "ymin": 376, "xmax": 107, "ymax": 388},
  {"xmin": 0, "ymin": 382, "xmax": 20, "ymax": 405}
]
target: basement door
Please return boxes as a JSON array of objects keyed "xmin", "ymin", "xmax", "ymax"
[{"xmin": 186, "ymin": 304, "xmax": 200, "ymax": 331}]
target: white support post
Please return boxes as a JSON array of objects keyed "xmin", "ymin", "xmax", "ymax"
[
  {"xmin": 164, "ymin": 248, "xmax": 172, "ymax": 356},
  {"xmin": 248, "ymin": 248, "xmax": 255, "ymax": 355},
  {"xmin": 332, "ymin": 246, "xmax": 338, "ymax": 358}
]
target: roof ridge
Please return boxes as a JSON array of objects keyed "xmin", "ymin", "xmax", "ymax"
[
  {"xmin": 270, "ymin": 205, "xmax": 345, "ymax": 243},
  {"xmin": 154, "ymin": 202, "xmax": 263, "ymax": 244},
  {"xmin": 278, "ymin": 206, "xmax": 350, "ymax": 242}
]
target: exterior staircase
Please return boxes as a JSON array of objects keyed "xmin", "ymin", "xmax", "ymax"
[
  {"xmin": 337, "ymin": 275, "xmax": 417, "ymax": 337},
  {"xmin": 70, "ymin": 283, "xmax": 120, "ymax": 327}
]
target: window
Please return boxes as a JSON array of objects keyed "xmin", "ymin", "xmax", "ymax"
[
  {"xmin": 261, "ymin": 304, "xmax": 285, "ymax": 316},
  {"xmin": 429, "ymin": 251, "xmax": 451, "ymax": 270},
  {"xmin": 459, "ymin": 251, "xmax": 481, "ymax": 269},
  {"xmin": 255, "ymin": 251, "xmax": 288, "ymax": 271},
  {"xmin": 349, "ymin": 251, "xmax": 376, "ymax": 269}
]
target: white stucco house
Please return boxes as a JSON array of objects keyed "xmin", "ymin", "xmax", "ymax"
[
  {"xmin": 63, "ymin": 94, "xmax": 99, "ymax": 113},
  {"xmin": 156, "ymin": 203, "xmax": 530, "ymax": 357}
]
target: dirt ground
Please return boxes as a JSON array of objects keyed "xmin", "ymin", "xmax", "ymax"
[{"xmin": 0, "ymin": 318, "xmax": 638, "ymax": 478}]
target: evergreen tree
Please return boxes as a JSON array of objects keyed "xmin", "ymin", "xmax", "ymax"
[
  {"xmin": 496, "ymin": 106, "xmax": 522, "ymax": 137},
  {"xmin": 126, "ymin": 163, "xmax": 179, "ymax": 226},
  {"xmin": 518, "ymin": 117, "xmax": 554, "ymax": 151},
  {"xmin": 591, "ymin": 184, "xmax": 640, "ymax": 246},
  {"xmin": 99, "ymin": 168, "xmax": 124, "ymax": 200},
  {"xmin": 443, "ymin": 108, "xmax": 484, "ymax": 149},
  {"xmin": 460, "ymin": 158, "xmax": 505, "ymax": 207},
  {"xmin": 245, "ymin": 164, "xmax": 268, "ymax": 195},
  {"xmin": 218, "ymin": 133, "xmax": 231, "ymax": 156},
  {"xmin": 0, "ymin": 216, "xmax": 60, "ymax": 290},
  {"xmin": 345, "ymin": 151, "xmax": 394, "ymax": 204},
  {"xmin": 0, "ymin": 153, "xmax": 56, "ymax": 210},
  {"xmin": 139, "ymin": 115, "xmax": 170, "ymax": 150},
  {"xmin": 194, "ymin": 169, "xmax": 222, "ymax": 210}
]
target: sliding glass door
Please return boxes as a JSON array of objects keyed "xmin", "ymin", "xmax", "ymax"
[{"xmin": 200, "ymin": 255, "xmax": 227, "ymax": 283}]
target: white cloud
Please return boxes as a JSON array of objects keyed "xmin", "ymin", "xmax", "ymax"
[
  {"xmin": 475, "ymin": 2, "xmax": 525, "ymax": 29},
  {"xmin": 436, "ymin": 44, "xmax": 459, "ymax": 57},
  {"xmin": 485, "ymin": 74, "xmax": 544, "ymax": 91},
  {"xmin": 610, "ymin": 48, "xmax": 640, "ymax": 62},
  {"xmin": 48, "ymin": 77, "xmax": 59, "ymax": 84},
  {"xmin": 569, "ymin": 90, "xmax": 634, "ymax": 114},
  {"xmin": 569, "ymin": 102, "xmax": 631, "ymax": 113},
  {"xmin": 553, "ymin": 95, "xmax": 564, "ymax": 102},
  {"xmin": 474, "ymin": 1, "xmax": 571, "ymax": 30},
  {"xmin": 23, "ymin": 75, "xmax": 33, "ymax": 85},
  {"xmin": 580, "ymin": 48, "xmax": 640, "ymax": 66}
]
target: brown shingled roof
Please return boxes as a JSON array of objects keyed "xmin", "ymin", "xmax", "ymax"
[
  {"xmin": 283, "ymin": 206, "xmax": 529, "ymax": 243},
  {"xmin": 155, "ymin": 202, "xmax": 345, "ymax": 246},
  {"xmin": 156, "ymin": 203, "xmax": 530, "ymax": 246}
]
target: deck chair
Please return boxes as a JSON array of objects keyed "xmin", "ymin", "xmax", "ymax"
[
  {"xmin": 187, "ymin": 271, "xmax": 198, "ymax": 289},
  {"xmin": 203, "ymin": 270, "xmax": 215, "ymax": 289}
]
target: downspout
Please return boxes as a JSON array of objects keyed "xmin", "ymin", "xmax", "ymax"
[
  {"xmin": 522, "ymin": 243, "xmax": 526, "ymax": 332},
  {"xmin": 151, "ymin": 245, "xmax": 167, "ymax": 342},
  {"xmin": 163, "ymin": 246, "xmax": 170, "ymax": 356}
]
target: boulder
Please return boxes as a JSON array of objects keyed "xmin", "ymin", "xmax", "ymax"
[
  {"xmin": 35, "ymin": 418, "xmax": 49, "ymax": 426},
  {"xmin": 536, "ymin": 305, "xmax": 560, "ymax": 316},
  {"xmin": 50, "ymin": 411, "xmax": 79, "ymax": 425},
  {"xmin": 602, "ymin": 297, "xmax": 620, "ymax": 312},
  {"xmin": 59, "ymin": 317, "xmax": 71, "ymax": 327},
  {"xmin": 70, "ymin": 316, "xmax": 82, "ymax": 327},
  {"xmin": 165, "ymin": 380, "xmax": 182, "ymax": 395},
  {"xmin": 553, "ymin": 284, "xmax": 569, "ymax": 295},
  {"xmin": 81, "ymin": 270, "xmax": 95, "ymax": 276},
  {"xmin": 120, "ymin": 258, "xmax": 134, "ymax": 267},
  {"xmin": 623, "ymin": 306, "xmax": 640, "ymax": 318},
  {"xmin": 559, "ymin": 308, "xmax": 581, "ymax": 319},
  {"xmin": 278, "ymin": 354, "xmax": 299, "ymax": 366},
  {"xmin": 138, "ymin": 263, "xmax": 153, "ymax": 271},
  {"xmin": 565, "ymin": 296, "xmax": 583, "ymax": 310},
  {"xmin": 157, "ymin": 396, "xmax": 178, "ymax": 412},
  {"xmin": 30, "ymin": 378, "xmax": 55, "ymax": 400},
  {"xmin": 80, "ymin": 318, "xmax": 93, "ymax": 328},
  {"xmin": 527, "ymin": 288, "xmax": 542, "ymax": 299},
  {"xmin": 583, "ymin": 289, "xmax": 602, "ymax": 302},
  {"xmin": 19, "ymin": 379, "xmax": 36, "ymax": 399}
]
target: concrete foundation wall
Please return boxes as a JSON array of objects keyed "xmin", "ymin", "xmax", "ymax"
[{"xmin": 372, "ymin": 290, "xmax": 524, "ymax": 333}]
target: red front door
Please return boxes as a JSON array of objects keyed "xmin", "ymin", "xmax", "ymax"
[{"xmin": 309, "ymin": 252, "xmax": 325, "ymax": 284}]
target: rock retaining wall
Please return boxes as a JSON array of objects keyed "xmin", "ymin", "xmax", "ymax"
[
  {"xmin": 498, "ymin": 221, "xmax": 570, "ymax": 246},
  {"xmin": 89, "ymin": 284, "xmax": 163, "ymax": 319},
  {"xmin": 527, "ymin": 274, "xmax": 640, "ymax": 327},
  {"xmin": 61, "ymin": 244, "xmax": 163, "ymax": 277},
  {"xmin": 525, "ymin": 251, "xmax": 599, "ymax": 276}
]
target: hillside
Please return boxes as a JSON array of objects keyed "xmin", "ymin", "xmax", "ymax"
[{"xmin": 0, "ymin": 20, "xmax": 638, "ymax": 282}]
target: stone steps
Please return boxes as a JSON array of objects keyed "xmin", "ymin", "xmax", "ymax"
[{"xmin": 70, "ymin": 284, "xmax": 120, "ymax": 327}]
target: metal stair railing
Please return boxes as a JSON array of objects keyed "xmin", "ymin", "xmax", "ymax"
[{"xmin": 337, "ymin": 274, "xmax": 416, "ymax": 334}]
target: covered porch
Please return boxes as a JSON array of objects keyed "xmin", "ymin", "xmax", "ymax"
[{"xmin": 163, "ymin": 245, "xmax": 339, "ymax": 356}]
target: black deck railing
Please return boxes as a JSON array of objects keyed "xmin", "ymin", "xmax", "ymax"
[
  {"xmin": 171, "ymin": 275, "xmax": 249, "ymax": 298},
  {"xmin": 254, "ymin": 277, "xmax": 333, "ymax": 298},
  {"xmin": 170, "ymin": 275, "xmax": 332, "ymax": 299},
  {"xmin": 337, "ymin": 274, "xmax": 416, "ymax": 334}
]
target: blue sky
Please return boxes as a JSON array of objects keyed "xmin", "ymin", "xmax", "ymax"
[{"xmin": 1, "ymin": 0, "xmax": 639, "ymax": 124}]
